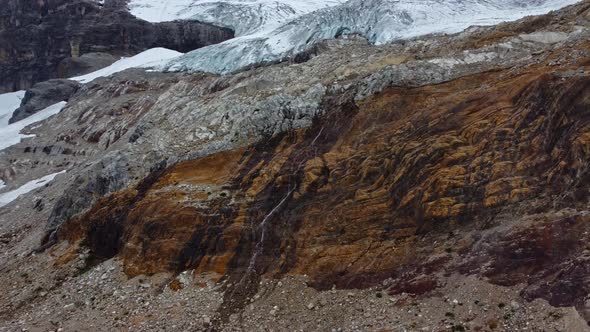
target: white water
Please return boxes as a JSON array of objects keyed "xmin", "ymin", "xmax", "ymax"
[
  {"xmin": 246, "ymin": 186, "xmax": 297, "ymax": 273},
  {"xmin": 245, "ymin": 127, "xmax": 324, "ymax": 274}
]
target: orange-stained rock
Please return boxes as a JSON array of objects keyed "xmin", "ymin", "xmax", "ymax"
[
  {"xmin": 58, "ymin": 40, "xmax": 590, "ymax": 310},
  {"xmin": 169, "ymin": 279, "xmax": 183, "ymax": 291}
]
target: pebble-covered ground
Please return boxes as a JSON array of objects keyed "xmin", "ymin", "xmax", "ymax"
[{"xmin": 0, "ymin": 249, "xmax": 586, "ymax": 331}]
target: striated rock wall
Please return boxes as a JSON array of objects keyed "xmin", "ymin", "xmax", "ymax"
[
  {"xmin": 0, "ymin": 0, "xmax": 582, "ymax": 324},
  {"xmin": 1, "ymin": 1, "xmax": 590, "ymax": 330},
  {"xmin": 0, "ymin": 0, "xmax": 234, "ymax": 93},
  {"xmin": 57, "ymin": 37, "xmax": 590, "ymax": 316}
]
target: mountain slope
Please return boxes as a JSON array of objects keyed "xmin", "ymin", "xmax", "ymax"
[
  {"xmin": 0, "ymin": 0, "xmax": 589, "ymax": 331},
  {"xmin": 58, "ymin": 24, "xmax": 590, "ymax": 318}
]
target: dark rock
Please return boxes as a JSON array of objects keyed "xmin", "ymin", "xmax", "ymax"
[
  {"xmin": 33, "ymin": 198, "xmax": 44, "ymax": 211},
  {"xmin": 9, "ymin": 79, "xmax": 81, "ymax": 123},
  {"xmin": 46, "ymin": 152, "xmax": 132, "ymax": 236},
  {"xmin": 0, "ymin": 0, "xmax": 234, "ymax": 92},
  {"xmin": 128, "ymin": 121, "xmax": 154, "ymax": 143},
  {"xmin": 57, "ymin": 52, "xmax": 119, "ymax": 78},
  {"xmin": 471, "ymin": 215, "xmax": 590, "ymax": 308}
]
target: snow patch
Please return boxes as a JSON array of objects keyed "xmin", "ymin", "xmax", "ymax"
[
  {"xmin": 71, "ymin": 48, "xmax": 183, "ymax": 83},
  {"xmin": 0, "ymin": 171, "xmax": 66, "ymax": 208},
  {"xmin": 519, "ymin": 31, "xmax": 569, "ymax": 44},
  {"xmin": 0, "ymin": 90, "xmax": 25, "ymax": 127},
  {"xmin": 0, "ymin": 101, "xmax": 67, "ymax": 152}
]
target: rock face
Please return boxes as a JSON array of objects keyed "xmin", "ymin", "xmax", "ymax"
[
  {"xmin": 56, "ymin": 17, "xmax": 590, "ymax": 321},
  {"xmin": 0, "ymin": 0, "xmax": 234, "ymax": 93},
  {"xmin": 9, "ymin": 79, "xmax": 81, "ymax": 123},
  {"xmin": 57, "ymin": 52, "xmax": 119, "ymax": 78},
  {"xmin": 1, "ymin": 1, "xmax": 590, "ymax": 330}
]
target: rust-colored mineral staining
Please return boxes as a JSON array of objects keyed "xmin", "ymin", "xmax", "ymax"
[{"xmin": 59, "ymin": 41, "xmax": 590, "ymax": 306}]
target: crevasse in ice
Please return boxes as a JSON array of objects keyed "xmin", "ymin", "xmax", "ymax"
[{"xmin": 132, "ymin": 0, "xmax": 579, "ymax": 74}]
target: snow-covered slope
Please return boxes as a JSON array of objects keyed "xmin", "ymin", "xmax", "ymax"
[
  {"xmin": 0, "ymin": 171, "xmax": 65, "ymax": 208},
  {"xmin": 0, "ymin": 91, "xmax": 25, "ymax": 127},
  {"xmin": 143, "ymin": 0, "xmax": 581, "ymax": 74},
  {"xmin": 0, "ymin": 49, "xmax": 179, "ymax": 153},
  {"xmin": 0, "ymin": 101, "xmax": 67, "ymax": 152},
  {"xmin": 72, "ymin": 48, "xmax": 183, "ymax": 83}
]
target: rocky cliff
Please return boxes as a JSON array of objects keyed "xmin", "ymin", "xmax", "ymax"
[
  {"xmin": 0, "ymin": 1, "xmax": 589, "ymax": 331},
  {"xmin": 57, "ymin": 24, "xmax": 590, "ymax": 320},
  {"xmin": 0, "ymin": 0, "xmax": 233, "ymax": 93}
]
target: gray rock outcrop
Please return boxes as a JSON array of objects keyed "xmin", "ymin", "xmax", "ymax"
[{"xmin": 9, "ymin": 79, "xmax": 81, "ymax": 123}]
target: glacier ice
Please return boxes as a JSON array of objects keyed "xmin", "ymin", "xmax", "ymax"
[
  {"xmin": 148, "ymin": 0, "xmax": 581, "ymax": 75},
  {"xmin": 128, "ymin": 0, "xmax": 346, "ymax": 36}
]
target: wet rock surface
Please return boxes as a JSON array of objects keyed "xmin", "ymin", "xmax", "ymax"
[{"xmin": 57, "ymin": 41, "xmax": 590, "ymax": 305}]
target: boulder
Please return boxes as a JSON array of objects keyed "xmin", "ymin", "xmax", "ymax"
[{"xmin": 9, "ymin": 79, "xmax": 81, "ymax": 123}]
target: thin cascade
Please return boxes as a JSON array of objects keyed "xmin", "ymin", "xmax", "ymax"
[
  {"xmin": 242, "ymin": 126, "xmax": 325, "ymax": 277},
  {"xmin": 245, "ymin": 184, "xmax": 297, "ymax": 274}
]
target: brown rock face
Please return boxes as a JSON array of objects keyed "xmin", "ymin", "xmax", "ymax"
[
  {"xmin": 58, "ymin": 38, "xmax": 590, "ymax": 317},
  {"xmin": 59, "ymin": 38, "xmax": 590, "ymax": 298},
  {"xmin": 461, "ymin": 215, "xmax": 590, "ymax": 308},
  {"xmin": 0, "ymin": 0, "xmax": 234, "ymax": 92}
]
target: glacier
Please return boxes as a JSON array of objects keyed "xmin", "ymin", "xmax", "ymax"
[
  {"xmin": 72, "ymin": 48, "xmax": 183, "ymax": 83},
  {"xmin": 128, "ymin": 0, "xmax": 347, "ymax": 36},
  {"xmin": 129, "ymin": 0, "xmax": 581, "ymax": 75}
]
